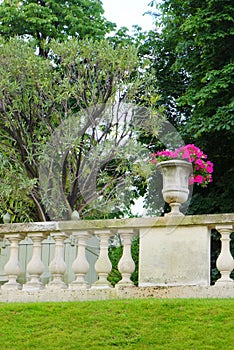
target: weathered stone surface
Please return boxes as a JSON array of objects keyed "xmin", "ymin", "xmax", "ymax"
[
  {"xmin": 0, "ymin": 222, "xmax": 59, "ymax": 235},
  {"xmin": 0, "ymin": 213, "xmax": 234, "ymax": 234},
  {"xmin": 0, "ymin": 286, "xmax": 233, "ymax": 303},
  {"xmin": 0, "ymin": 213, "xmax": 233, "ymax": 302},
  {"xmin": 139, "ymin": 225, "xmax": 210, "ymax": 287}
]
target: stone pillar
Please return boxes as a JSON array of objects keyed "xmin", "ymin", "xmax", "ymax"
[
  {"xmin": 215, "ymin": 225, "xmax": 234, "ymax": 286},
  {"xmin": 2, "ymin": 233, "xmax": 24, "ymax": 290},
  {"xmin": 92, "ymin": 230, "xmax": 112, "ymax": 289},
  {"xmin": 47, "ymin": 232, "xmax": 68, "ymax": 289},
  {"xmin": 116, "ymin": 229, "xmax": 135, "ymax": 287},
  {"xmin": 23, "ymin": 232, "xmax": 47, "ymax": 291},
  {"xmin": 139, "ymin": 222, "xmax": 211, "ymax": 286},
  {"xmin": 69, "ymin": 230, "xmax": 90, "ymax": 289}
]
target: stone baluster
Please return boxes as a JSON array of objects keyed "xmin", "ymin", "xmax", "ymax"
[
  {"xmin": 116, "ymin": 229, "xmax": 136, "ymax": 287},
  {"xmin": 215, "ymin": 225, "xmax": 234, "ymax": 286},
  {"xmin": 47, "ymin": 232, "xmax": 68, "ymax": 289},
  {"xmin": 2, "ymin": 233, "xmax": 24, "ymax": 290},
  {"xmin": 23, "ymin": 232, "xmax": 47, "ymax": 291},
  {"xmin": 92, "ymin": 230, "xmax": 113, "ymax": 289},
  {"xmin": 69, "ymin": 230, "xmax": 90, "ymax": 289}
]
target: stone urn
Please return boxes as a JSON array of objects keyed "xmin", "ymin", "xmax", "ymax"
[{"xmin": 156, "ymin": 159, "xmax": 193, "ymax": 216}]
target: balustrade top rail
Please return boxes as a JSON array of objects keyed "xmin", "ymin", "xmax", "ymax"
[{"xmin": 0, "ymin": 213, "xmax": 234, "ymax": 236}]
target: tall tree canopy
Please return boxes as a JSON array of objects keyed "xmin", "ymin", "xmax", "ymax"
[
  {"xmin": 144, "ymin": 0, "xmax": 234, "ymax": 214},
  {"xmin": 0, "ymin": 0, "xmax": 115, "ymax": 56},
  {"xmin": 147, "ymin": 0, "xmax": 234, "ymax": 130}
]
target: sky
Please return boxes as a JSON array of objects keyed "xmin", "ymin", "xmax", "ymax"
[{"xmin": 101, "ymin": 0, "xmax": 155, "ymax": 32}]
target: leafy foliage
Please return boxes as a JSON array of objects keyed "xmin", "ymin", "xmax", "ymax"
[
  {"xmin": 0, "ymin": 37, "xmax": 160, "ymax": 221},
  {"xmin": 147, "ymin": 0, "xmax": 234, "ymax": 131},
  {"xmin": 145, "ymin": 0, "xmax": 234, "ymax": 214},
  {"xmin": 0, "ymin": 0, "xmax": 115, "ymax": 56},
  {"xmin": 0, "ymin": 153, "xmax": 37, "ymax": 223}
]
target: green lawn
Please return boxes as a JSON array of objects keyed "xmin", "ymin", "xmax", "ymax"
[{"xmin": 0, "ymin": 299, "xmax": 233, "ymax": 349}]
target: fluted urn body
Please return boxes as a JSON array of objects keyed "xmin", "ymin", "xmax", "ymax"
[{"xmin": 156, "ymin": 159, "xmax": 192, "ymax": 216}]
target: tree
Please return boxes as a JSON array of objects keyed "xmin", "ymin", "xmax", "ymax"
[
  {"xmin": 0, "ymin": 37, "xmax": 159, "ymax": 222},
  {"xmin": 0, "ymin": 0, "xmax": 115, "ymax": 56},
  {"xmin": 0, "ymin": 152, "xmax": 37, "ymax": 222},
  {"xmin": 144, "ymin": 0, "xmax": 234, "ymax": 214}
]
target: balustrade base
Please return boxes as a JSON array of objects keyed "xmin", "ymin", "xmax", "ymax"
[{"xmin": 0, "ymin": 285, "xmax": 233, "ymax": 302}]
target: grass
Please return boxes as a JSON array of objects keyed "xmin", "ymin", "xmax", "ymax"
[{"xmin": 0, "ymin": 298, "xmax": 233, "ymax": 349}]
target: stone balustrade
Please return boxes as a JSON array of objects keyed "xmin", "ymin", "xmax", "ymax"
[{"xmin": 0, "ymin": 213, "xmax": 233, "ymax": 301}]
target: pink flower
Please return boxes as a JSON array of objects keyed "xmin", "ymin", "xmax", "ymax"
[
  {"xmin": 206, "ymin": 161, "xmax": 213, "ymax": 173},
  {"xmin": 181, "ymin": 150, "xmax": 191, "ymax": 160},
  {"xmin": 195, "ymin": 159, "xmax": 205, "ymax": 167},
  {"xmin": 150, "ymin": 144, "xmax": 214, "ymax": 187},
  {"xmin": 193, "ymin": 175, "xmax": 203, "ymax": 184}
]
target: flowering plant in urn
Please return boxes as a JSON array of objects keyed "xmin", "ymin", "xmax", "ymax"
[
  {"xmin": 150, "ymin": 144, "xmax": 214, "ymax": 188},
  {"xmin": 150, "ymin": 144, "xmax": 214, "ymax": 215}
]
